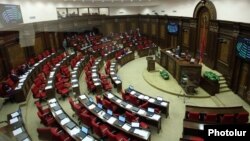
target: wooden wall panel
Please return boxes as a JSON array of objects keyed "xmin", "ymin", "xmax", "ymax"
[
  {"xmin": 218, "ymin": 40, "xmax": 231, "ymax": 64},
  {"xmin": 182, "ymin": 29, "xmax": 190, "ymax": 48},
  {"xmin": 119, "ymin": 22, "xmax": 125, "ymax": 33},
  {"xmin": 34, "ymin": 36, "xmax": 44, "ymax": 55},
  {"xmin": 131, "ymin": 22, "xmax": 137, "ymax": 30},
  {"xmin": 6, "ymin": 44, "xmax": 25, "ymax": 68},
  {"xmin": 151, "ymin": 23, "xmax": 156, "ymax": 36},
  {"xmin": 160, "ymin": 24, "xmax": 165, "ymax": 39},
  {"xmin": 106, "ymin": 23, "xmax": 114, "ymax": 34},
  {"xmin": 143, "ymin": 23, "xmax": 148, "ymax": 34}
]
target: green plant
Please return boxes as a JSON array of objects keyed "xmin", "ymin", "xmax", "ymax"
[
  {"xmin": 203, "ymin": 71, "xmax": 219, "ymax": 81},
  {"xmin": 160, "ymin": 70, "xmax": 169, "ymax": 80}
]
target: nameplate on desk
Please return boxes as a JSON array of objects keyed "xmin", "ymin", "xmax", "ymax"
[
  {"xmin": 122, "ymin": 124, "xmax": 131, "ymax": 131},
  {"xmin": 161, "ymin": 102, "xmax": 167, "ymax": 106},
  {"xmin": 130, "ymin": 91, "xmax": 136, "ymax": 95},
  {"xmin": 107, "ymin": 117, "xmax": 116, "ymax": 124},
  {"xmin": 10, "ymin": 117, "xmax": 19, "ymax": 124},
  {"xmin": 148, "ymin": 98, "xmax": 155, "ymax": 103},
  {"xmin": 11, "ymin": 112, "xmax": 20, "ymax": 118},
  {"xmin": 107, "ymin": 93, "xmax": 114, "ymax": 99},
  {"xmin": 12, "ymin": 127, "xmax": 23, "ymax": 136},
  {"xmin": 61, "ymin": 118, "xmax": 70, "ymax": 125},
  {"xmin": 79, "ymin": 95, "xmax": 86, "ymax": 99}
]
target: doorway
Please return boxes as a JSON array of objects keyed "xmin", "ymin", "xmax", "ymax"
[{"xmin": 237, "ymin": 62, "xmax": 250, "ymax": 101}]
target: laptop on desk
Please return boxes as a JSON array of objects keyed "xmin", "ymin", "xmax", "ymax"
[
  {"xmin": 53, "ymin": 106, "xmax": 61, "ymax": 111},
  {"xmin": 76, "ymin": 126, "xmax": 88, "ymax": 140},
  {"xmin": 16, "ymin": 132, "xmax": 28, "ymax": 141},
  {"xmin": 115, "ymin": 116, "xmax": 125, "ymax": 127},
  {"xmin": 93, "ymin": 106, "xmax": 102, "ymax": 113},
  {"xmin": 121, "ymin": 101, "xmax": 127, "ymax": 107},
  {"xmin": 146, "ymin": 107, "xmax": 154, "ymax": 117},
  {"xmin": 132, "ymin": 107, "xmax": 139, "ymax": 112},
  {"xmin": 97, "ymin": 103, "xmax": 103, "ymax": 109},
  {"xmin": 103, "ymin": 109, "xmax": 113, "ymax": 120}
]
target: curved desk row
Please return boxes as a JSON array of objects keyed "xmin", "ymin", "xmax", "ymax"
[
  {"xmin": 0, "ymin": 108, "xmax": 32, "ymax": 141},
  {"xmin": 91, "ymin": 58, "xmax": 103, "ymax": 95},
  {"xmin": 45, "ymin": 53, "xmax": 76, "ymax": 99},
  {"xmin": 104, "ymin": 47, "xmax": 122, "ymax": 61},
  {"xmin": 103, "ymin": 92, "xmax": 162, "ymax": 133},
  {"xmin": 78, "ymin": 94, "xmax": 151, "ymax": 141},
  {"xmin": 48, "ymin": 98, "xmax": 96, "ymax": 141},
  {"xmin": 71, "ymin": 56, "xmax": 89, "ymax": 97},
  {"xmin": 186, "ymin": 105, "xmax": 248, "ymax": 115},
  {"xmin": 109, "ymin": 62, "xmax": 122, "ymax": 92},
  {"xmin": 14, "ymin": 52, "xmax": 58, "ymax": 102},
  {"xmin": 125, "ymin": 88, "xmax": 169, "ymax": 118},
  {"xmin": 117, "ymin": 51, "xmax": 135, "ymax": 66}
]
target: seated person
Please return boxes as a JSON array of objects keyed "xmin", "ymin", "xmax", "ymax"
[
  {"xmin": 10, "ymin": 70, "xmax": 19, "ymax": 83},
  {"xmin": 1, "ymin": 82, "xmax": 15, "ymax": 102}
]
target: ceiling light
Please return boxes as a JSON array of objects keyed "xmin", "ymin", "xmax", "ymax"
[{"xmin": 131, "ymin": 0, "xmax": 133, "ymax": 2}]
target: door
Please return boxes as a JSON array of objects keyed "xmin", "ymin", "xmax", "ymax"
[{"xmin": 237, "ymin": 63, "xmax": 249, "ymax": 99}]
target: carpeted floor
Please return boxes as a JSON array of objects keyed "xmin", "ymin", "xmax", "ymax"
[{"xmin": 0, "ymin": 55, "xmax": 250, "ymax": 141}]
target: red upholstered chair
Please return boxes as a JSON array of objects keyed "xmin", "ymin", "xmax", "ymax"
[
  {"xmin": 106, "ymin": 129, "xmax": 129, "ymax": 141},
  {"xmin": 91, "ymin": 118, "xmax": 109, "ymax": 138},
  {"xmin": 220, "ymin": 114, "xmax": 235, "ymax": 124},
  {"xmin": 37, "ymin": 111, "xmax": 56, "ymax": 127},
  {"xmin": 121, "ymin": 91, "xmax": 129, "ymax": 101},
  {"xmin": 35, "ymin": 101, "xmax": 50, "ymax": 115},
  {"xmin": 187, "ymin": 112, "xmax": 200, "ymax": 121},
  {"xmin": 236, "ymin": 112, "xmax": 249, "ymax": 123},
  {"xmin": 125, "ymin": 111, "xmax": 149, "ymax": 129},
  {"xmin": 103, "ymin": 99, "xmax": 118, "ymax": 112},
  {"xmin": 68, "ymin": 97, "xmax": 82, "ymax": 117},
  {"xmin": 139, "ymin": 101, "xmax": 149, "ymax": 110},
  {"xmin": 56, "ymin": 84, "xmax": 69, "ymax": 98},
  {"xmin": 50, "ymin": 128, "xmax": 73, "ymax": 141},
  {"xmin": 79, "ymin": 112, "xmax": 93, "ymax": 127},
  {"xmin": 31, "ymin": 86, "xmax": 47, "ymax": 100},
  {"xmin": 96, "ymin": 95, "xmax": 103, "ymax": 105},
  {"xmin": 37, "ymin": 127, "xmax": 53, "ymax": 140},
  {"xmin": 6, "ymin": 78, "xmax": 16, "ymax": 89},
  {"xmin": 128, "ymin": 95, "xmax": 140, "ymax": 106},
  {"xmin": 204, "ymin": 113, "xmax": 217, "ymax": 123}
]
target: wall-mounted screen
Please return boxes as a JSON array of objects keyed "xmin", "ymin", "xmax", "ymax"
[
  {"xmin": 236, "ymin": 37, "xmax": 250, "ymax": 61},
  {"xmin": 166, "ymin": 22, "xmax": 179, "ymax": 35},
  {"xmin": 0, "ymin": 4, "xmax": 23, "ymax": 27}
]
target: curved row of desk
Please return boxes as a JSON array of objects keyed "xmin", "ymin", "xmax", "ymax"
[
  {"xmin": 0, "ymin": 108, "xmax": 32, "ymax": 141},
  {"xmin": 48, "ymin": 98, "xmax": 96, "ymax": 141},
  {"xmin": 78, "ymin": 94, "xmax": 151, "ymax": 141}
]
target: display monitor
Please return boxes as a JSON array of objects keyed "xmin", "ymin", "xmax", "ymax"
[
  {"xmin": 236, "ymin": 37, "xmax": 250, "ymax": 61},
  {"xmin": 148, "ymin": 107, "xmax": 155, "ymax": 113},
  {"xmin": 118, "ymin": 116, "xmax": 125, "ymax": 123},
  {"xmin": 107, "ymin": 109, "xmax": 113, "ymax": 115},
  {"xmin": 0, "ymin": 4, "xmax": 23, "ymax": 27},
  {"xmin": 166, "ymin": 22, "xmax": 179, "ymax": 35},
  {"xmin": 81, "ymin": 126, "xmax": 88, "ymax": 134}
]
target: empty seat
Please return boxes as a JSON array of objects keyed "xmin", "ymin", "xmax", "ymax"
[
  {"xmin": 236, "ymin": 112, "xmax": 249, "ymax": 123},
  {"xmin": 220, "ymin": 114, "xmax": 235, "ymax": 124},
  {"xmin": 204, "ymin": 113, "xmax": 217, "ymax": 123},
  {"xmin": 187, "ymin": 112, "xmax": 200, "ymax": 121}
]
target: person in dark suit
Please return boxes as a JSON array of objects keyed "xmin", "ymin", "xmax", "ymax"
[
  {"xmin": 10, "ymin": 69, "xmax": 19, "ymax": 83},
  {"xmin": 1, "ymin": 82, "xmax": 15, "ymax": 102}
]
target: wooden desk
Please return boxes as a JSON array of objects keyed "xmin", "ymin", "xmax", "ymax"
[
  {"xmin": 71, "ymin": 56, "xmax": 89, "ymax": 97},
  {"xmin": 78, "ymin": 94, "xmax": 151, "ymax": 141},
  {"xmin": 109, "ymin": 62, "xmax": 122, "ymax": 92},
  {"xmin": 160, "ymin": 50, "xmax": 201, "ymax": 84},
  {"xmin": 186, "ymin": 105, "xmax": 248, "ymax": 116},
  {"xmin": 117, "ymin": 51, "xmax": 135, "ymax": 66},
  {"xmin": 137, "ymin": 47, "xmax": 158, "ymax": 57},
  {"xmin": 48, "ymin": 98, "xmax": 96, "ymax": 141},
  {"xmin": 103, "ymin": 92, "xmax": 161, "ymax": 133},
  {"xmin": 125, "ymin": 88, "xmax": 170, "ymax": 118},
  {"xmin": 45, "ymin": 53, "xmax": 76, "ymax": 99},
  {"xmin": 183, "ymin": 120, "xmax": 210, "ymax": 138},
  {"xmin": 14, "ymin": 52, "xmax": 58, "ymax": 102},
  {"xmin": 5, "ymin": 108, "xmax": 32, "ymax": 141},
  {"xmin": 104, "ymin": 48, "xmax": 122, "ymax": 61},
  {"xmin": 91, "ymin": 58, "xmax": 103, "ymax": 95}
]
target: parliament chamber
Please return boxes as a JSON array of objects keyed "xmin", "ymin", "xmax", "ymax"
[{"xmin": 0, "ymin": 0, "xmax": 250, "ymax": 141}]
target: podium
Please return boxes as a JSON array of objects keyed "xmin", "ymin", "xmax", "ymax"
[{"xmin": 146, "ymin": 57, "xmax": 155, "ymax": 71}]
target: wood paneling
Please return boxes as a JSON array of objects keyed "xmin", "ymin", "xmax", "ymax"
[
  {"xmin": 6, "ymin": 44, "xmax": 25, "ymax": 68},
  {"xmin": 218, "ymin": 40, "xmax": 231, "ymax": 64},
  {"xmin": 131, "ymin": 22, "xmax": 137, "ymax": 30},
  {"xmin": 151, "ymin": 23, "xmax": 156, "ymax": 36},
  {"xmin": 182, "ymin": 29, "xmax": 190, "ymax": 48},
  {"xmin": 160, "ymin": 24, "xmax": 165, "ymax": 39},
  {"xmin": 34, "ymin": 36, "xmax": 44, "ymax": 55},
  {"xmin": 143, "ymin": 23, "xmax": 148, "ymax": 34},
  {"xmin": 119, "ymin": 22, "xmax": 125, "ymax": 33}
]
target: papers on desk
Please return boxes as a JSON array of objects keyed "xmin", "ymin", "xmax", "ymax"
[
  {"xmin": 107, "ymin": 93, "xmax": 114, "ymax": 99},
  {"xmin": 156, "ymin": 97, "xmax": 163, "ymax": 101},
  {"xmin": 138, "ymin": 109, "xmax": 146, "ymax": 115},
  {"xmin": 61, "ymin": 118, "xmax": 70, "ymax": 125},
  {"xmin": 161, "ymin": 102, "xmax": 168, "ymax": 106},
  {"xmin": 148, "ymin": 98, "xmax": 155, "ymax": 103},
  {"xmin": 45, "ymin": 85, "xmax": 52, "ymax": 90},
  {"xmin": 70, "ymin": 127, "xmax": 80, "ymax": 135},
  {"xmin": 72, "ymin": 75, "xmax": 76, "ymax": 77},
  {"xmin": 50, "ymin": 103, "xmax": 57, "ymax": 108},
  {"xmin": 138, "ymin": 95, "xmax": 144, "ymax": 99},
  {"xmin": 79, "ymin": 95, "xmax": 86, "ymax": 100},
  {"xmin": 88, "ymin": 104, "xmax": 95, "ymax": 110},
  {"xmin": 48, "ymin": 80, "xmax": 52, "ymax": 84},
  {"xmin": 130, "ymin": 91, "xmax": 136, "ymax": 95},
  {"xmin": 133, "ymin": 129, "xmax": 149, "ymax": 139},
  {"xmin": 11, "ymin": 112, "xmax": 20, "ymax": 118},
  {"xmin": 107, "ymin": 117, "xmax": 116, "ymax": 124},
  {"xmin": 110, "ymin": 72, "xmax": 115, "ymax": 75},
  {"xmin": 71, "ymin": 79, "xmax": 78, "ymax": 83},
  {"xmin": 116, "ymin": 99, "xmax": 122, "ymax": 103},
  {"xmin": 55, "ymin": 110, "xmax": 63, "ymax": 115},
  {"xmin": 23, "ymin": 138, "xmax": 30, "ymax": 141},
  {"xmin": 12, "ymin": 127, "xmax": 23, "ymax": 136},
  {"xmin": 82, "ymin": 135, "xmax": 94, "ymax": 141},
  {"xmin": 48, "ymin": 98, "xmax": 56, "ymax": 103},
  {"xmin": 10, "ymin": 117, "xmax": 19, "ymax": 124},
  {"xmin": 126, "ymin": 104, "xmax": 132, "ymax": 109},
  {"xmin": 150, "ymin": 114, "xmax": 161, "ymax": 120},
  {"xmin": 72, "ymin": 84, "xmax": 79, "ymax": 87},
  {"xmin": 115, "ymin": 80, "xmax": 121, "ymax": 84},
  {"xmin": 122, "ymin": 124, "xmax": 131, "ymax": 131},
  {"xmin": 113, "ymin": 77, "xmax": 117, "ymax": 79}
]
